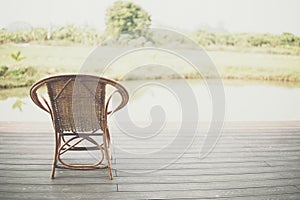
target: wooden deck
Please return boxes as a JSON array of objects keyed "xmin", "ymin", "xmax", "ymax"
[{"xmin": 0, "ymin": 121, "xmax": 300, "ymax": 199}]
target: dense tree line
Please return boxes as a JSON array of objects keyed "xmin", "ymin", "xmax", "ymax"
[
  {"xmin": 0, "ymin": 25, "xmax": 103, "ymax": 45},
  {"xmin": 1, "ymin": 25, "xmax": 299, "ymax": 49},
  {"xmin": 192, "ymin": 30, "xmax": 300, "ymax": 48}
]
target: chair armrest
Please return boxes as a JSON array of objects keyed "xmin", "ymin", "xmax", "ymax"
[
  {"xmin": 30, "ymin": 82, "xmax": 51, "ymax": 114},
  {"xmin": 105, "ymin": 86, "xmax": 129, "ymax": 116}
]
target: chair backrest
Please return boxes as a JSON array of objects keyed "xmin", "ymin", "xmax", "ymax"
[{"xmin": 30, "ymin": 74, "xmax": 128, "ymax": 133}]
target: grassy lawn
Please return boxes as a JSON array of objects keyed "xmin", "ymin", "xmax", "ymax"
[
  {"xmin": 208, "ymin": 51, "xmax": 300, "ymax": 81},
  {"xmin": 0, "ymin": 44, "xmax": 300, "ymax": 88},
  {"xmin": 0, "ymin": 44, "xmax": 92, "ymax": 70}
]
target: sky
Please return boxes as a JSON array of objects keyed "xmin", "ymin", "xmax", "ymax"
[{"xmin": 0, "ymin": 0, "xmax": 299, "ymax": 35}]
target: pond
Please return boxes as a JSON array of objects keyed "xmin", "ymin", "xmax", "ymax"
[{"xmin": 0, "ymin": 79, "xmax": 299, "ymax": 122}]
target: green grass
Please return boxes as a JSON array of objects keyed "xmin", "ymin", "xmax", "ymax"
[
  {"xmin": 204, "ymin": 45, "xmax": 300, "ymax": 56},
  {"xmin": 0, "ymin": 44, "xmax": 91, "ymax": 70},
  {"xmin": 0, "ymin": 44, "xmax": 300, "ymax": 88},
  {"xmin": 208, "ymin": 51, "xmax": 300, "ymax": 68},
  {"xmin": 219, "ymin": 66, "xmax": 300, "ymax": 82},
  {"xmin": 208, "ymin": 51, "xmax": 300, "ymax": 82},
  {"xmin": 0, "ymin": 44, "xmax": 92, "ymax": 88}
]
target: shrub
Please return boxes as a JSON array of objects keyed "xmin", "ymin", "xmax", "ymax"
[
  {"xmin": 0, "ymin": 66, "xmax": 8, "ymax": 76},
  {"xmin": 9, "ymin": 66, "xmax": 36, "ymax": 76}
]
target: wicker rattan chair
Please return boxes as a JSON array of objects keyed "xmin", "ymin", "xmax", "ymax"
[{"xmin": 30, "ymin": 74, "xmax": 129, "ymax": 179}]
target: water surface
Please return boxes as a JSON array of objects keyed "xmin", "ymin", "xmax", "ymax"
[{"xmin": 0, "ymin": 80, "xmax": 299, "ymax": 122}]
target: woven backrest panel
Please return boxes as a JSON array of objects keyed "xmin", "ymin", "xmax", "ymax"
[{"xmin": 46, "ymin": 76, "xmax": 106, "ymax": 133}]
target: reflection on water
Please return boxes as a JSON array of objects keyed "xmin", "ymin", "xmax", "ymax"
[
  {"xmin": 12, "ymin": 99, "xmax": 26, "ymax": 111},
  {"xmin": 0, "ymin": 97, "xmax": 49, "ymax": 121},
  {"xmin": 0, "ymin": 87, "xmax": 49, "ymax": 121},
  {"xmin": 0, "ymin": 80, "xmax": 299, "ymax": 122},
  {"xmin": 223, "ymin": 82, "xmax": 300, "ymax": 121},
  {"xmin": 0, "ymin": 87, "xmax": 30, "ymax": 100}
]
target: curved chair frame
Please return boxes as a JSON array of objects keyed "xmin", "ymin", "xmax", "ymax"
[{"xmin": 30, "ymin": 74, "xmax": 129, "ymax": 179}]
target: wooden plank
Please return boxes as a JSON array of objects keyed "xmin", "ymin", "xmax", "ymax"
[
  {"xmin": 118, "ymin": 178, "xmax": 300, "ymax": 192},
  {"xmin": 1, "ymin": 147, "xmax": 300, "ymax": 155},
  {"xmin": 1, "ymin": 173, "xmax": 299, "ymax": 185},
  {"xmin": 0, "ymin": 184, "xmax": 117, "ymax": 193},
  {"xmin": 1, "ymin": 155, "xmax": 299, "ymax": 165},
  {"xmin": 116, "ymin": 166, "xmax": 300, "ymax": 177},
  {"xmin": 0, "ymin": 169, "xmax": 113, "ymax": 177},
  {"xmin": 1, "ymin": 165, "xmax": 299, "ymax": 176},
  {"xmin": 0, "ymin": 161, "xmax": 269, "ymax": 170},
  {"xmin": 1, "ymin": 131, "xmax": 300, "ymax": 137},
  {"xmin": 0, "ymin": 192, "xmax": 143, "ymax": 200},
  {"xmin": 221, "ymin": 193, "xmax": 300, "ymax": 200},
  {"xmin": 1, "ymin": 186, "xmax": 299, "ymax": 199},
  {"xmin": 1, "ymin": 138, "xmax": 300, "ymax": 147},
  {"xmin": 1, "ymin": 142, "xmax": 300, "ymax": 156},
  {"xmin": 0, "ymin": 160, "xmax": 298, "ymax": 173},
  {"xmin": 2, "ymin": 143, "xmax": 300, "ymax": 151},
  {"xmin": 1, "ymin": 134, "xmax": 299, "ymax": 142},
  {"xmin": 0, "ymin": 172, "xmax": 289, "ymax": 184},
  {"xmin": 1, "ymin": 149, "xmax": 299, "ymax": 159},
  {"xmin": 2, "ymin": 135, "xmax": 300, "ymax": 142}
]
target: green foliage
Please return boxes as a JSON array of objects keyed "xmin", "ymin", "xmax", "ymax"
[
  {"xmin": 26, "ymin": 66, "xmax": 37, "ymax": 76},
  {"xmin": 0, "ymin": 25, "xmax": 103, "ymax": 45},
  {"xmin": 9, "ymin": 66, "xmax": 36, "ymax": 77},
  {"xmin": 192, "ymin": 30, "xmax": 300, "ymax": 49},
  {"xmin": 51, "ymin": 24, "xmax": 101, "ymax": 44},
  {"xmin": 0, "ymin": 66, "xmax": 8, "ymax": 76},
  {"xmin": 9, "ymin": 66, "xmax": 28, "ymax": 76},
  {"xmin": 0, "ymin": 23, "xmax": 299, "ymax": 52},
  {"xmin": 11, "ymin": 51, "xmax": 26, "ymax": 62},
  {"xmin": 0, "ymin": 66, "xmax": 38, "ymax": 88},
  {"xmin": 0, "ymin": 24, "xmax": 300, "ymax": 55},
  {"xmin": 105, "ymin": 1, "xmax": 151, "ymax": 37},
  {"xmin": 280, "ymin": 32, "xmax": 300, "ymax": 46},
  {"xmin": 0, "ymin": 28, "xmax": 6, "ymax": 44},
  {"xmin": 193, "ymin": 30, "xmax": 217, "ymax": 46}
]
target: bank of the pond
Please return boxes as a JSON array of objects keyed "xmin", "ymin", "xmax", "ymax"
[
  {"xmin": 1, "ymin": 66, "xmax": 300, "ymax": 88},
  {"xmin": 1, "ymin": 45, "xmax": 300, "ymax": 88}
]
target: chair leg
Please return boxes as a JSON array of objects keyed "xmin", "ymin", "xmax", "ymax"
[
  {"xmin": 106, "ymin": 128, "xmax": 113, "ymax": 161},
  {"xmin": 51, "ymin": 162, "xmax": 56, "ymax": 179},
  {"xmin": 51, "ymin": 134, "xmax": 60, "ymax": 179},
  {"xmin": 103, "ymin": 128, "xmax": 113, "ymax": 180}
]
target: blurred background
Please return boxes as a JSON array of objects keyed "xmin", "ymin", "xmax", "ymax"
[{"xmin": 0, "ymin": 0, "xmax": 299, "ymax": 122}]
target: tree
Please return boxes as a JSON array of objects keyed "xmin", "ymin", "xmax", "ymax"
[{"xmin": 105, "ymin": 1, "xmax": 151, "ymax": 37}]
